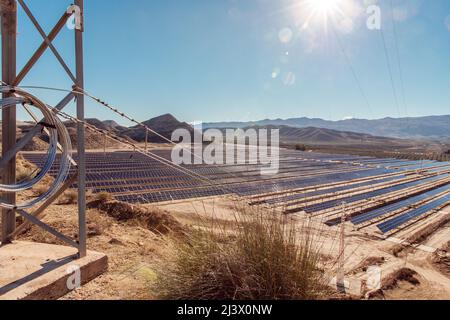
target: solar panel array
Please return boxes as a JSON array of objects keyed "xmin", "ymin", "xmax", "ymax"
[
  {"xmin": 262, "ymin": 175, "xmax": 404, "ymax": 205},
  {"xmin": 25, "ymin": 150, "xmax": 403, "ymax": 204},
  {"xmin": 351, "ymin": 184, "xmax": 450, "ymax": 225},
  {"xmin": 22, "ymin": 147, "xmax": 450, "ymax": 238},
  {"xmin": 377, "ymin": 193, "xmax": 450, "ymax": 233},
  {"xmin": 303, "ymin": 175, "xmax": 447, "ymax": 213}
]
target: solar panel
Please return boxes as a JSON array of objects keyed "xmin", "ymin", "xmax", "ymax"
[
  {"xmin": 377, "ymin": 193, "xmax": 450, "ymax": 233},
  {"xmin": 351, "ymin": 184, "xmax": 450, "ymax": 225},
  {"xmin": 265, "ymin": 175, "xmax": 404, "ymax": 205},
  {"xmin": 303, "ymin": 175, "xmax": 447, "ymax": 213},
  {"xmin": 21, "ymin": 149, "xmax": 446, "ymax": 206}
]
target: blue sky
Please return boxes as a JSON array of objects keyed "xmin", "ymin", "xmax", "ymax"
[{"xmin": 4, "ymin": 0, "xmax": 450, "ymax": 125}]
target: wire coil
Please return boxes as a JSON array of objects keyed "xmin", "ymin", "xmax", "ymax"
[{"xmin": 0, "ymin": 85, "xmax": 72, "ymax": 209}]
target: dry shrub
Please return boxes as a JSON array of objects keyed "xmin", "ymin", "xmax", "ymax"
[
  {"xmin": 381, "ymin": 268, "xmax": 420, "ymax": 290},
  {"xmin": 406, "ymin": 213, "xmax": 450, "ymax": 246},
  {"xmin": 15, "ymin": 154, "xmax": 37, "ymax": 181},
  {"xmin": 86, "ymin": 209, "xmax": 112, "ymax": 237},
  {"xmin": 87, "ymin": 197, "xmax": 182, "ymax": 235},
  {"xmin": 153, "ymin": 206, "xmax": 330, "ymax": 300},
  {"xmin": 16, "ymin": 165, "xmax": 34, "ymax": 181},
  {"xmin": 366, "ymin": 267, "xmax": 421, "ymax": 300},
  {"xmin": 33, "ymin": 184, "xmax": 50, "ymax": 197},
  {"xmin": 431, "ymin": 241, "xmax": 450, "ymax": 276},
  {"xmin": 92, "ymin": 191, "xmax": 115, "ymax": 203},
  {"xmin": 58, "ymin": 189, "xmax": 78, "ymax": 205}
]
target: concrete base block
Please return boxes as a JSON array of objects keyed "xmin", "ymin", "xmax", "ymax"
[{"xmin": 0, "ymin": 241, "xmax": 107, "ymax": 300}]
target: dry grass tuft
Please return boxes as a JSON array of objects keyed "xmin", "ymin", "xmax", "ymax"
[
  {"xmin": 58, "ymin": 189, "xmax": 78, "ymax": 205},
  {"xmin": 91, "ymin": 191, "xmax": 115, "ymax": 203},
  {"xmin": 15, "ymin": 154, "xmax": 37, "ymax": 181},
  {"xmin": 153, "ymin": 205, "xmax": 330, "ymax": 300},
  {"xmin": 33, "ymin": 184, "xmax": 50, "ymax": 197},
  {"xmin": 382, "ymin": 268, "xmax": 420, "ymax": 290},
  {"xmin": 366, "ymin": 267, "xmax": 420, "ymax": 300},
  {"xmin": 86, "ymin": 209, "xmax": 113, "ymax": 237},
  {"xmin": 432, "ymin": 241, "xmax": 450, "ymax": 277}
]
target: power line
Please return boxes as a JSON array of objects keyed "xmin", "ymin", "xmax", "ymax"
[
  {"xmin": 330, "ymin": 24, "xmax": 374, "ymax": 118},
  {"xmin": 379, "ymin": 22, "xmax": 402, "ymax": 117},
  {"xmin": 17, "ymin": 85, "xmax": 264, "ymax": 184},
  {"xmin": 390, "ymin": 0, "xmax": 408, "ymax": 117}
]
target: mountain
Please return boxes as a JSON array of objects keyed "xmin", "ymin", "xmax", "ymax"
[
  {"xmin": 102, "ymin": 120, "xmax": 123, "ymax": 129},
  {"xmin": 7, "ymin": 114, "xmax": 194, "ymax": 150},
  {"xmin": 0, "ymin": 124, "xmax": 49, "ymax": 151},
  {"xmin": 118, "ymin": 113, "xmax": 194, "ymax": 143},
  {"xmin": 258, "ymin": 125, "xmax": 413, "ymax": 146},
  {"xmin": 203, "ymin": 115, "xmax": 450, "ymax": 139}
]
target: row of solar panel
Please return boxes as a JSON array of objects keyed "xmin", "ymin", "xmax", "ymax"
[
  {"xmin": 53, "ymin": 160, "xmax": 378, "ymax": 182},
  {"xmin": 303, "ymin": 175, "xmax": 447, "ymax": 214},
  {"xmin": 77, "ymin": 167, "xmax": 394, "ymax": 198},
  {"xmin": 262, "ymin": 175, "xmax": 405, "ymax": 205},
  {"xmin": 21, "ymin": 151, "xmax": 412, "ymax": 204},
  {"xmin": 115, "ymin": 187, "xmax": 225, "ymax": 203},
  {"xmin": 377, "ymin": 193, "xmax": 450, "ymax": 233},
  {"xmin": 351, "ymin": 184, "xmax": 450, "ymax": 225}
]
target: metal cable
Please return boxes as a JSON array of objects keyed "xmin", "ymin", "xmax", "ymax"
[
  {"xmin": 55, "ymin": 109, "xmax": 244, "ymax": 199},
  {"xmin": 0, "ymin": 85, "xmax": 72, "ymax": 209}
]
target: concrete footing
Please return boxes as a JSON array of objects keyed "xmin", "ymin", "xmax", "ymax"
[{"xmin": 0, "ymin": 241, "xmax": 107, "ymax": 300}]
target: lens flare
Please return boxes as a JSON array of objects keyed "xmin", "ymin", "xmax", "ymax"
[{"xmin": 307, "ymin": 0, "xmax": 341, "ymax": 16}]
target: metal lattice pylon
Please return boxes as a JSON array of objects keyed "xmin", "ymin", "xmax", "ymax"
[{"xmin": 0, "ymin": 0, "xmax": 87, "ymax": 257}]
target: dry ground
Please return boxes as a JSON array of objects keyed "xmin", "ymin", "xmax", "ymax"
[
  {"xmin": 1, "ymin": 193, "xmax": 449, "ymax": 300},
  {"xmin": 159, "ymin": 197, "xmax": 450, "ymax": 300}
]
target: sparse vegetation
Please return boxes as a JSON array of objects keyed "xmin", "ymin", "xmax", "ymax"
[
  {"xmin": 86, "ymin": 209, "xmax": 113, "ymax": 237},
  {"xmin": 381, "ymin": 268, "xmax": 420, "ymax": 290},
  {"xmin": 16, "ymin": 165, "xmax": 34, "ymax": 181},
  {"xmin": 92, "ymin": 191, "xmax": 115, "ymax": 203},
  {"xmin": 15, "ymin": 154, "xmax": 36, "ymax": 181},
  {"xmin": 366, "ymin": 268, "xmax": 421, "ymax": 300},
  {"xmin": 33, "ymin": 184, "xmax": 50, "ymax": 197},
  {"xmin": 58, "ymin": 189, "xmax": 78, "ymax": 205},
  {"xmin": 432, "ymin": 241, "xmax": 450, "ymax": 277},
  {"xmin": 153, "ymin": 206, "xmax": 330, "ymax": 300}
]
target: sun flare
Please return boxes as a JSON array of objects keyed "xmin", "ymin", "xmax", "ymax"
[
  {"xmin": 296, "ymin": 0, "xmax": 349, "ymax": 32},
  {"xmin": 306, "ymin": 0, "xmax": 342, "ymax": 16}
]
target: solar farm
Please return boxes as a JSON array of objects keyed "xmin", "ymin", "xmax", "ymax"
[{"xmin": 23, "ymin": 147, "xmax": 450, "ymax": 238}]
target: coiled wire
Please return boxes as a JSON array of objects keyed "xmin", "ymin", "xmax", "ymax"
[{"xmin": 0, "ymin": 86, "xmax": 72, "ymax": 209}]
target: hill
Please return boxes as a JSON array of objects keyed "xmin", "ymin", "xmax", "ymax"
[
  {"xmin": 232, "ymin": 125, "xmax": 416, "ymax": 147},
  {"xmin": 117, "ymin": 113, "xmax": 194, "ymax": 143},
  {"xmin": 0, "ymin": 124, "xmax": 48, "ymax": 152},
  {"xmin": 203, "ymin": 115, "xmax": 450, "ymax": 139}
]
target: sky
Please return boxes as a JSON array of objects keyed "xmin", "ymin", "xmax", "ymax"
[{"xmin": 3, "ymin": 0, "xmax": 450, "ymax": 125}]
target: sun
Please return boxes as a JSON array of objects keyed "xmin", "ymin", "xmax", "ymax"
[
  {"xmin": 306, "ymin": 0, "xmax": 342, "ymax": 16},
  {"xmin": 297, "ymin": 0, "xmax": 346, "ymax": 32}
]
